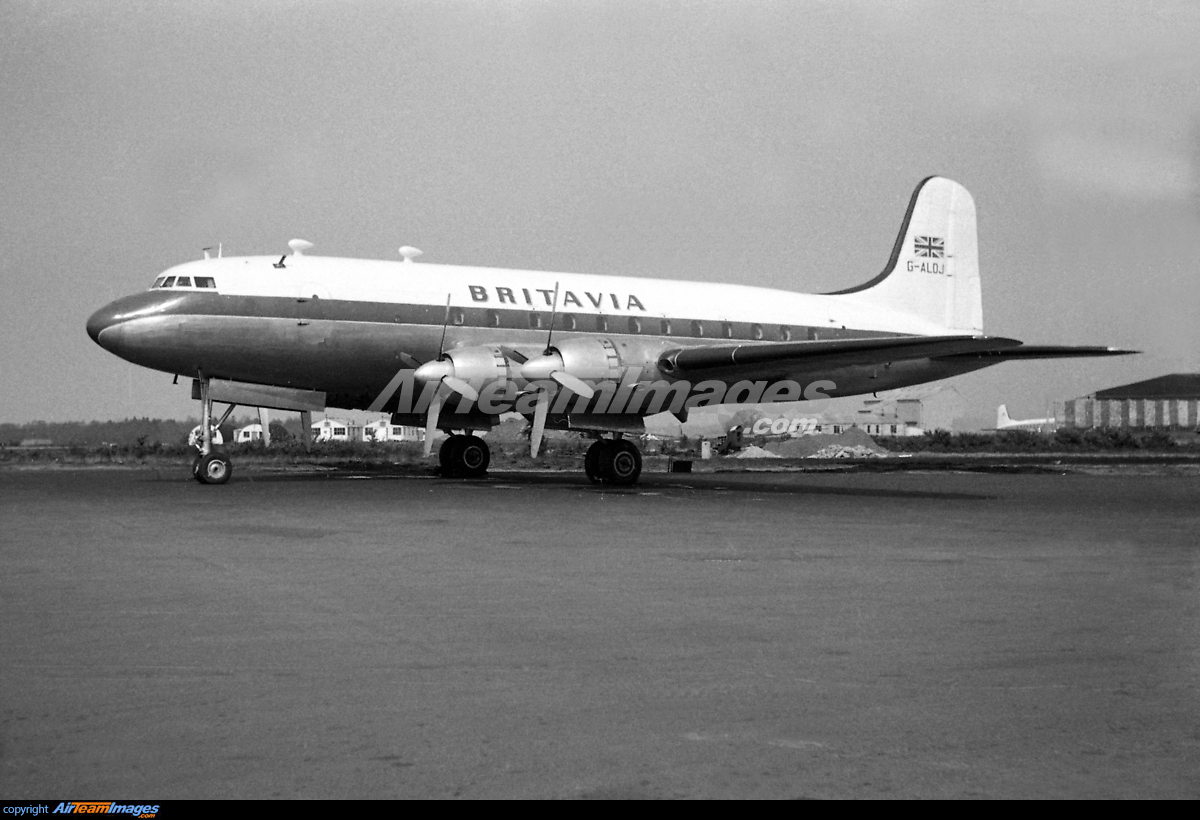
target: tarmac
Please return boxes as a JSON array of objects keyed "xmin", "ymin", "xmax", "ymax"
[{"xmin": 2, "ymin": 465, "xmax": 1198, "ymax": 798}]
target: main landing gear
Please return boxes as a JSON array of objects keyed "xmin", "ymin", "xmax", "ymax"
[
  {"xmin": 584, "ymin": 439, "xmax": 642, "ymax": 486},
  {"xmin": 439, "ymin": 434, "xmax": 491, "ymax": 478}
]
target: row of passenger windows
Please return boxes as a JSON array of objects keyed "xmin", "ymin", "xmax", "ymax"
[
  {"xmin": 447, "ymin": 308, "xmax": 808, "ymax": 340},
  {"xmin": 151, "ymin": 276, "xmax": 217, "ymax": 289}
]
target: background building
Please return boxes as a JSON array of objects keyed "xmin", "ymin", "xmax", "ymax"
[
  {"xmin": 311, "ymin": 418, "xmax": 363, "ymax": 443},
  {"xmin": 855, "ymin": 385, "xmax": 964, "ymax": 435},
  {"xmin": 1058, "ymin": 374, "xmax": 1200, "ymax": 430},
  {"xmin": 363, "ymin": 420, "xmax": 424, "ymax": 443},
  {"xmin": 645, "ymin": 383, "xmax": 964, "ymax": 439},
  {"xmin": 234, "ymin": 423, "xmax": 265, "ymax": 443}
]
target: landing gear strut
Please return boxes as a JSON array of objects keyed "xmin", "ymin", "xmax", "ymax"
[
  {"xmin": 438, "ymin": 433, "xmax": 490, "ymax": 478},
  {"xmin": 584, "ymin": 439, "xmax": 642, "ymax": 486},
  {"xmin": 192, "ymin": 372, "xmax": 234, "ymax": 485}
]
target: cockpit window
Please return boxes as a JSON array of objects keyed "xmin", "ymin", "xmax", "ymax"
[{"xmin": 151, "ymin": 275, "xmax": 218, "ymax": 290}]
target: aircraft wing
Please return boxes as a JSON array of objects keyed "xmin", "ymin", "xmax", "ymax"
[
  {"xmin": 657, "ymin": 334, "xmax": 1025, "ymax": 380},
  {"xmin": 931, "ymin": 345, "xmax": 1139, "ymax": 361}
]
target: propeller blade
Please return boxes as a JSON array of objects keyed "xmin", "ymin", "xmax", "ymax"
[
  {"xmin": 544, "ymin": 281, "xmax": 560, "ymax": 353},
  {"xmin": 551, "ymin": 371, "xmax": 595, "ymax": 399},
  {"xmin": 530, "ymin": 389, "xmax": 549, "ymax": 458},
  {"xmin": 499, "ymin": 346, "xmax": 528, "ymax": 365},
  {"xmin": 437, "ymin": 294, "xmax": 452, "ymax": 357},
  {"xmin": 398, "ymin": 352, "xmax": 422, "ymax": 369},
  {"xmin": 442, "ymin": 375, "xmax": 479, "ymax": 402},
  {"xmin": 423, "ymin": 389, "xmax": 444, "ymax": 456}
]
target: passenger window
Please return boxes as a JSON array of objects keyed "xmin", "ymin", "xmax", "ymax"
[
  {"xmin": 751, "ymin": 323, "xmax": 763, "ymax": 340},
  {"xmin": 660, "ymin": 319, "xmax": 671, "ymax": 335},
  {"xmin": 627, "ymin": 317, "xmax": 641, "ymax": 334},
  {"xmin": 596, "ymin": 315, "xmax": 609, "ymax": 332},
  {"xmin": 451, "ymin": 307, "xmax": 465, "ymax": 326},
  {"xmin": 162, "ymin": 277, "xmax": 176, "ymax": 287},
  {"xmin": 487, "ymin": 309, "xmax": 501, "ymax": 328},
  {"xmin": 807, "ymin": 328, "xmax": 819, "ymax": 341},
  {"xmin": 691, "ymin": 320, "xmax": 704, "ymax": 337},
  {"xmin": 194, "ymin": 277, "xmax": 216, "ymax": 289},
  {"xmin": 561, "ymin": 313, "xmax": 576, "ymax": 331},
  {"xmin": 722, "ymin": 322, "xmax": 733, "ymax": 339},
  {"xmin": 779, "ymin": 325, "xmax": 791, "ymax": 341},
  {"xmin": 529, "ymin": 313, "xmax": 543, "ymax": 329}
]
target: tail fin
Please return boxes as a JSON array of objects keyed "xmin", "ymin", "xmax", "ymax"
[
  {"xmin": 997, "ymin": 404, "xmax": 1011, "ymax": 428},
  {"xmin": 827, "ymin": 177, "xmax": 982, "ymax": 334}
]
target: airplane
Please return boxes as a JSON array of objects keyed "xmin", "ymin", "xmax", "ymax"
[
  {"xmin": 86, "ymin": 176, "xmax": 1134, "ymax": 486},
  {"xmin": 995, "ymin": 404, "xmax": 1057, "ymax": 431}
]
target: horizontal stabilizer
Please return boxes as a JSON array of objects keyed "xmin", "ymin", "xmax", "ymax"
[{"xmin": 658, "ymin": 335, "xmax": 1022, "ymax": 379}]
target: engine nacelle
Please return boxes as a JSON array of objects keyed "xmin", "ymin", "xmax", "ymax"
[
  {"xmin": 547, "ymin": 337, "xmax": 624, "ymax": 381},
  {"xmin": 441, "ymin": 345, "xmax": 516, "ymax": 383}
]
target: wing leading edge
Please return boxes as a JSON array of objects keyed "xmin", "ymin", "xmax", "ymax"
[
  {"xmin": 658, "ymin": 335, "xmax": 1021, "ymax": 378},
  {"xmin": 656, "ymin": 336, "xmax": 1136, "ymax": 381}
]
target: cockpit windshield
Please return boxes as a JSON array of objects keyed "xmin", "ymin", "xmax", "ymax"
[{"xmin": 150, "ymin": 276, "xmax": 217, "ymax": 290}]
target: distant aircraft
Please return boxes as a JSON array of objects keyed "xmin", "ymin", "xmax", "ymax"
[
  {"xmin": 995, "ymin": 404, "xmax": 1057, "ymax": 431},
  {"xmin": 87, "ymin": 177, "xmax": 1133, "ymax": 485}
]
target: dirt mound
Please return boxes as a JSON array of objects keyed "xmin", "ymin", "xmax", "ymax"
[
  {"xmin": 733, "ymin": 445, "xmax": 781, "ymax": 459},
  {"xmin": 764, "ymin": 429, "xmax": 888, "ymax": 458}
]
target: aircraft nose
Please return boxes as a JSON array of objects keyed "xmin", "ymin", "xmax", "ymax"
[{"xmin": 87, "ymin": 304, "xmax": 115, "ymax": 345}]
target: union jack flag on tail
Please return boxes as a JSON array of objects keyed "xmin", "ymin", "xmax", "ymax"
[{"xmin": 913, "ymin": 236, "xmax": 944, "ymax": 258}]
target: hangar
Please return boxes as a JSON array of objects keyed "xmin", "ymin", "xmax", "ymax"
[{"xmin": 1060, "ymin": 374, "xmax": 1200, "ymax": 430}]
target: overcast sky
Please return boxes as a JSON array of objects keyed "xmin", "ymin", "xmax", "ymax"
[{"xmin": 2, "ymin": 0, "xmax": 1197, "ymax": 428}]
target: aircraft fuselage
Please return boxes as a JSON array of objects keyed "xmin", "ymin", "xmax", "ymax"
[{"xmin": 87, "ymin": 254, "xmax": 989, "ymax": 413}]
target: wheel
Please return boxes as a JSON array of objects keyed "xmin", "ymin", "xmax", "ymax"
[
  {"xmin": 603, "ymin": 440, "xmax": 642, "ymax": 486},
  {"xmin": 438, "ymin": 435, "xmax": 463, "ymax": 476},
  {"xmin": 584, "ymin": 440, "xmax": 606, "ymax": 484},
  {"xmin": 455, "ymin": 435, "xmax": 490, "ymax": 478},
  {"xmin": 197, "ymin": 453, "xmax": 232, "ymax": 485}
]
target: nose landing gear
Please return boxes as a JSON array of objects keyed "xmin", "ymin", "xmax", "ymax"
[
  {"xmin": 192, "ymin": 372, "xmax": 237, "ymax": 485},
  {"xmin": 194, "ymin": 452, "xmax": 233, "ymax": 484}
]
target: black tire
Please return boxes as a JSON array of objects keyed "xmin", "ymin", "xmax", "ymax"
[
  {"xmin": 438, "ymin": 436, "xmax": 463, "ymax": 476},
  {"xmin": 191, "ymin": 454, "xmax": 204, "ymax": 482},
  {"xmin": 584, "ymin": 440, "xmax": 606, "ymax": 484},
  {"xmin": 604, "ymin": 440, "xmax": 642, "ymax": 486},
  {"xmin": 197, "ymin": 453, "xmax": 232, "ymax": 485},
  {"xmin": 456, "ymin": 436, "xmax": 490, "ymax": 478}
]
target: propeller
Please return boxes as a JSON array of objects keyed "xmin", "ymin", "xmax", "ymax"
[
  {"xmin": 518, "ymin": 283, "xmax": 596, "ymax": 401},
  {"xmin": 520, "ymin": 352, "xmax": 595, "ymax": 399},
  {"xmin": 414, "ymin": 294, "xmax": 481, "ymax": 455}
]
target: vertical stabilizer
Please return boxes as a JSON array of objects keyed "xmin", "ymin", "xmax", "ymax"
[
  {"xmin": 997, "ymin": 405, "xmax": 1012, "ymax": 428},
  {"xmin": 828, "ymin": 177, "xmax": 983, "ymax": 333}
]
